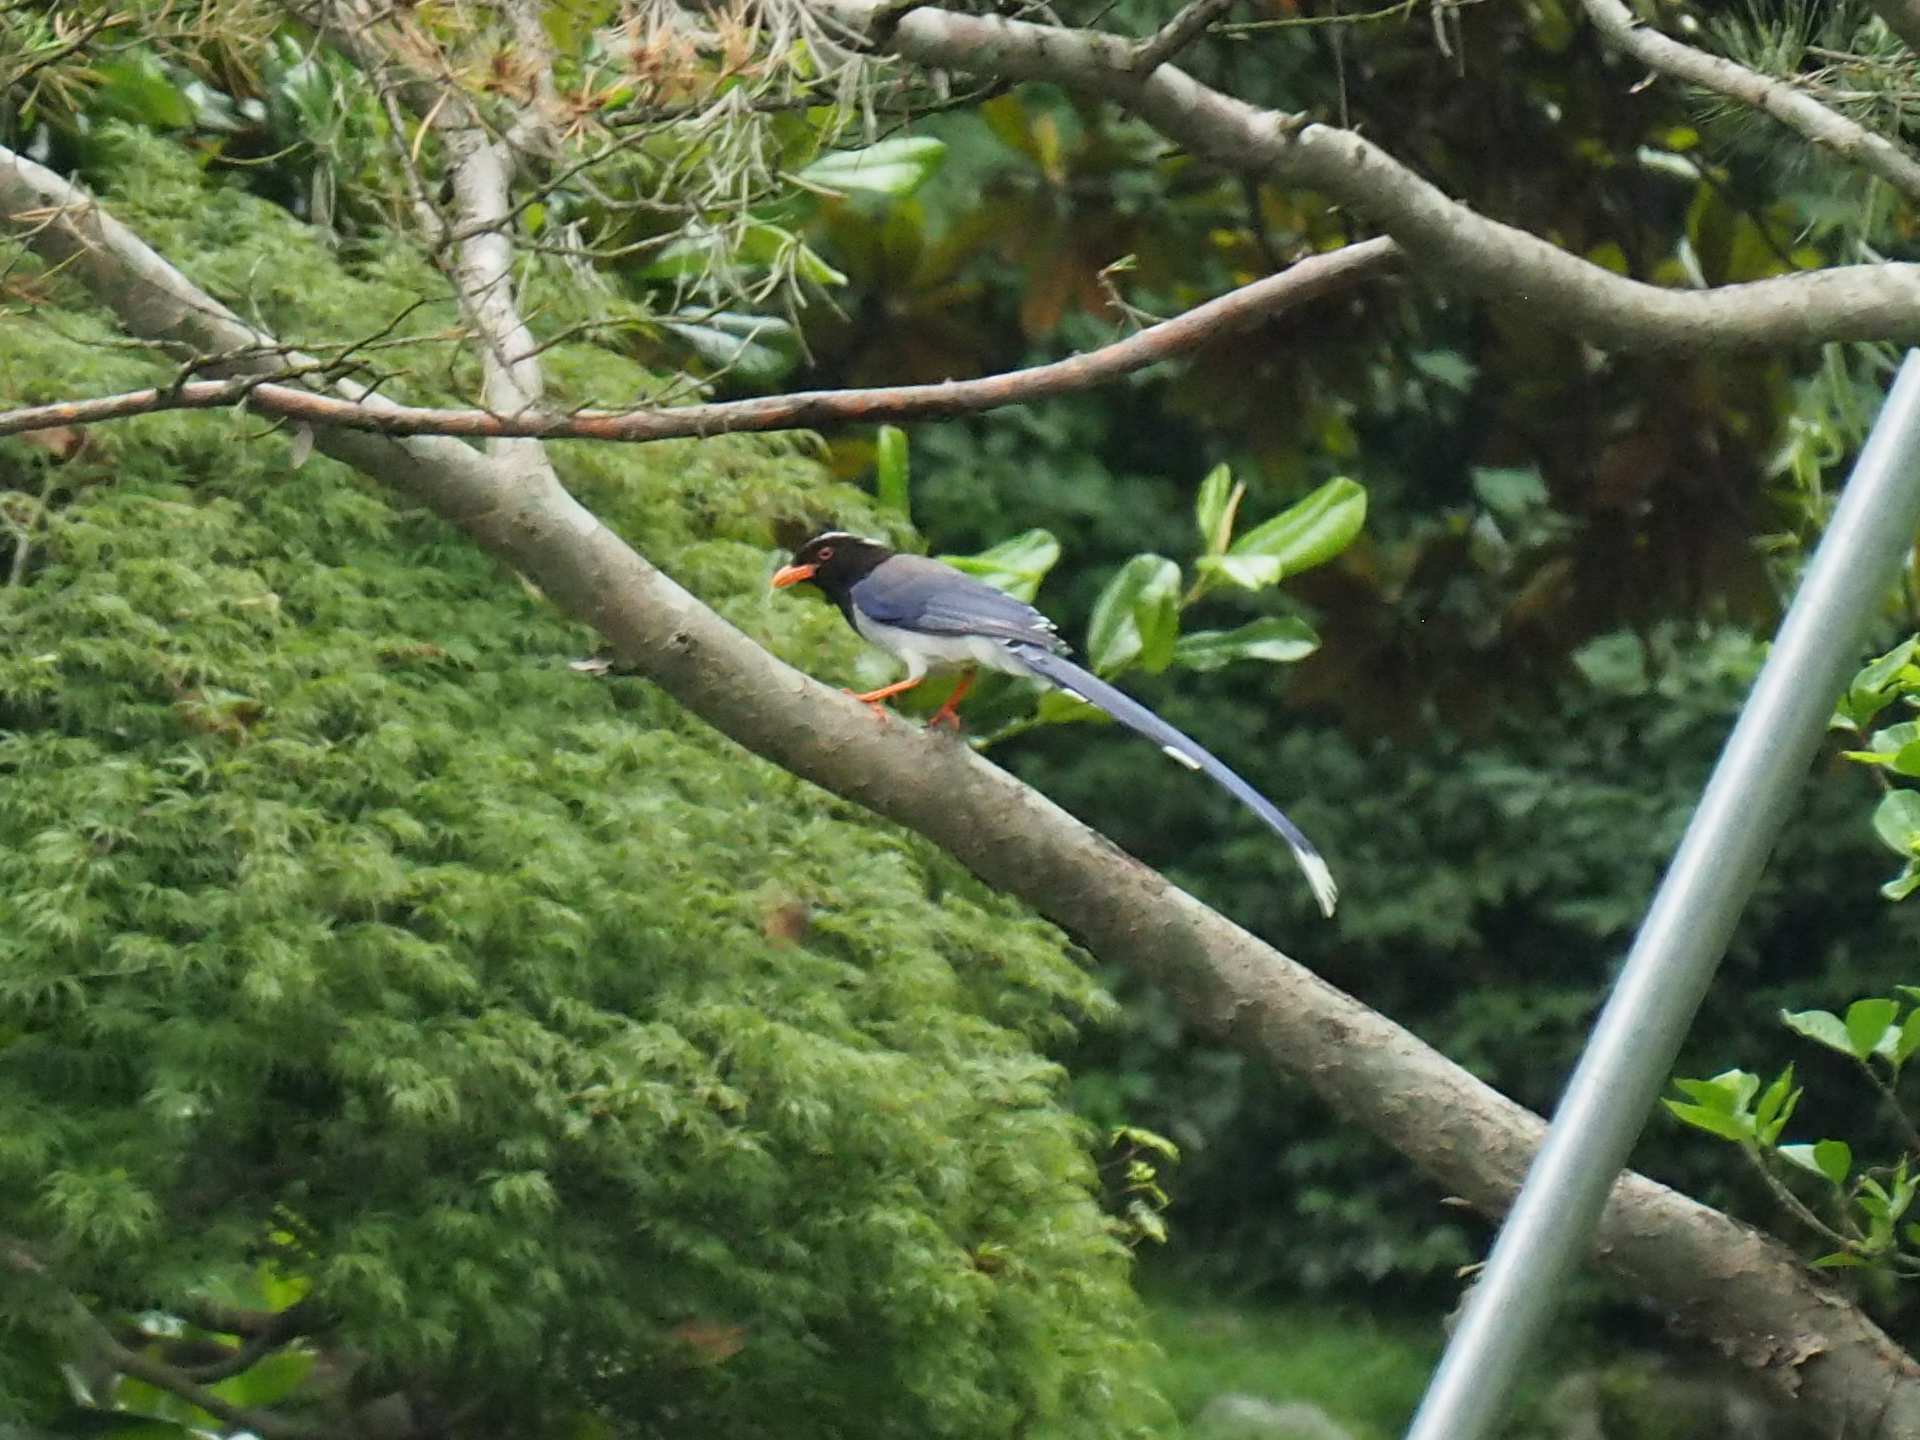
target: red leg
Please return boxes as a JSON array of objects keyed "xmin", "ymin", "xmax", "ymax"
[
  {"xmin": 844, "ymin": 675, "xmax": 923, "ymax": 718},
  {"xmin": 926, "ymin": 672, "xmax": 975, "ymax": 731}
]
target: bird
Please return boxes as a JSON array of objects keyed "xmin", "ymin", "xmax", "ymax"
[{"xmin": 772, "ymin": 530, "xmax": 1337, "ymax": 916}]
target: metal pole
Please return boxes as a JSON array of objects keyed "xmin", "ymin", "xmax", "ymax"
[{"xmin": 1403, "ymin": 350, "xmax": 1920, "ymax": 1440}]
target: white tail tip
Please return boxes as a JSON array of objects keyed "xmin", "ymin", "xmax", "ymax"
[{"xmin": 1297, "ymin": 849, "xmax": 1338, "ymax": 918}]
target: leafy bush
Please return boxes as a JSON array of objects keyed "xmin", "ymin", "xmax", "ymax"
[{"xmin": 0, "ymin": 136, "xmax": 1165, "ymax": 1440}]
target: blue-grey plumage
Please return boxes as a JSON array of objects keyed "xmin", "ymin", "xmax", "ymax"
[{"xmin": 773, "ymin": 532, "xmax": 1337, "ymax": 917}]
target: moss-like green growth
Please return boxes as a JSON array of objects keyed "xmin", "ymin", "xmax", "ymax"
[{"xmin": 0, "ymin": 132, "xmax": 1163, "ymax": 1440}]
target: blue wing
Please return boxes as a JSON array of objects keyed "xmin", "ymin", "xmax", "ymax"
[
  {"xmin": 1009, "ymin": 642, "xmax": 1337, "ymax": 917},
  {"xmin": 852, "ymin": 555, "xmax": 1067, "ymax": 651}
]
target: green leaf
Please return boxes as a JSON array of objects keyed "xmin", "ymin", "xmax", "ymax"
[
  {"xmin": 1885, "ymin": 862, "xmax": 1920, "ymax": 902},
  {"xmin": 1227, "ymin": 477, "xmax": 1367, "ymax": 581},
  {"xmin": 797, "ymin": 137, "xmax": 949, "ymax": 196},
  {"xmin": 875, "ymin": 426, "xmax": 911, "ymax": 517},
  {"xmin": 1752, "ymin": 1065, "xmax": 1798, "ymax": 1144},
  {"xmin": 1876, "ymin": 790, "xmax": 1920, "ymax": 857},
  {"xmin": 1781, "ymin": 1007, "xmax": 1854, "ymax": 1055},
  {"xmin": 1847, "ymin": 997, "xmax": 1901, "ymax": 1060},
  {"xmin": 1087, "ymin": 555, "xmax": 1182, "ymax": 675},
  {"xmin": 940, "ymin": 529, "xmax": 1060, "ymax": 602},
  {"xmin": 1778, "ymin": 1143, "xmax": 1837, "ymax": 1180},
  {"xmin": 1814, "ymin": 1139, "xmax": 1853, "ymax": 1184},
  {"xmin": 1672, "ymin": 1070, "xmax": 1759, "ymax": 1110},
  {"xmin": 1836, "ymin": 638, "xmax": 1918, "ymax": 729},
  {"xmin": 1172, "ymin": 617, "xmax": 1320, "ymax": 673},
  {"xmin": 1196, "ymin": 553, "xmax": 1284, "ymax": 590},
  {"xmin": 1663, "ymin": 1100, "xmax": 1752, "ymax": 1143},
  {"xmin": 1470, "ymin": 466, "xmax": 1548, "ymax": 518},
  {"xmin": 1664, "ymin": 1070, "xmax": 1758, "ymax": 1142},
  {"xmin": 93, "ymin": 56, "xmax": 197, "ymax": 130},
  {"xmin": 1895, "ymin": 1009, "xmax": 1920, "ymax": 1066},
  {"xmin": 1195, "ymin": 464, "xmax": 1244, "ymax": 556},
  {"xmin": 212, "ymin": 1349, "xmax": 314, "ymax": 1409}
]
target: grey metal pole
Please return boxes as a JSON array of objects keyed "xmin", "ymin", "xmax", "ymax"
[{"xmin": 1403, "ymin": 350, "xmax": 1920, "ymax": 1440}]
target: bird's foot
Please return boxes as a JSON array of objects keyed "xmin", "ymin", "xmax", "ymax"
[
  {"xmin": 841, "ymin": 687, "xmax": 895, "ymax": 722},
  {"xmin": 924, "ymin": 674, "xmax": 975, "ymax": 732}
]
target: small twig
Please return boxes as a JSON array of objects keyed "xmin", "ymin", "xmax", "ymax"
[
  {"xmin": 1864, "ymin": 1061, "xmax": 1920, "ymax": 1158},
  {"xmin": 1218, "ymin": 0, "xmax": 1425, "ymax": 36},
  {"xmin": 1741, "ymin": 1146, "xmax": 1858, "ymax": 1250},
  {"xmin": 1131, "ymin": 0, "xmax": 1237, "ymax": 73}
]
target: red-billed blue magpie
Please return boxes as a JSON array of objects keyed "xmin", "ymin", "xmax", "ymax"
[{"xmin": 773, "ymin": 531, "xmax": 1337, "ymax": 916}]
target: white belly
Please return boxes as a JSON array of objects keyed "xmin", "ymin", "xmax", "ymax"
[{"xmin": 852, "ymin": 611, "xmax": 1033, "ymax": 680}]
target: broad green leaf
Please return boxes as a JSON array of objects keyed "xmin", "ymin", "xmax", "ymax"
[
  {"xmin": 1196, "ymin": 553, "xmax": 1284, "ymax": 590},
  {"xmin": 1662, "ymin": 1099, "xmax": 1751, "ymax": 1143},
  {"xmin": 1470, "ymin": 466, "xmax": 1548, "ymax": 518},
  {"xmin": 1781, "ymin": 1008, "xmax": 1853, "ymax": 1055},
  {"xmin": 1665, "ymin": 1070, "xmax": 1758, "ymax": 1142},
  {"xmin": 1227, "ymin": 477, "xmax": 1367, "ymax": 581},
  {"xmin": 1671, "ymin": 1069, "xmax": 1759, "ymax": 1110},
  {"xmin": 1172, "ymin": 617, "xmax": 1320, "ymax": 673},
  {"xmin": 1779, "ymin": 1142, "xmax": 1850, "ymax": 1182},
  {"xmin": 212, "ymin": 1349, "xmax": 314, "ymax": 1409},
  {"xmin": 1842, "ymin": 723, "xmax": 1920, "ymax": 775},
  {"xmin": 1195, "ymin": 464, "xmax": 1244, "ymax": 556},
  {"xmin": 1896, "ymin": 1008, "xmax": 1920, "ymax": 1066},
  {"xmin": 1033, "ymin": 688, "xmax": 1101, "ymax": 724},
  {"xmin": 797, "ymin": 137, "xmax": 948, "ymax": 196},
  {"xmin": 1876, "ymin": 790, "xmax": 1920, "ymax": 857},
  {"xmin": 1087, "ymin": 555, "xmax": 1182, "ymax": 675},
  {"xmin": 1847, "ymin": 997, "xmax": 1901, "ymax": 1060},
  {"xmin": 93, "ymin": 56, "xmax": 197, "ymax": 129},
  {"xmin": 875, "ymin": 426, "xmax": 911, "ymax": 517},
  {"xmin": 941, "ymin": 529, "xmax": 1060, "ymax": 602},
  {"xmin": 1836, "ymin": 638, "xmax": 1918, "ymax": 729},
  {"xmin": 1814, "ymin": 1138, "xmax": 1853, "ymax": 1184}
]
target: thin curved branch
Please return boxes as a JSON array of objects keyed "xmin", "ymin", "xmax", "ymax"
[
  {"xmin": 7, "ymin": 102, "xmax": 1920, "ymax": 1440},
  {"xmin": 813, "ymin": 0, "xmax": 1920, "ymax": 353},
  {"xmin": 1579, "ymin": 0, "xmax": 1920, "ymax": 203},
  {"xmin": 0, "ymin": 239, "xmax": 1398, "ymax": 442}
]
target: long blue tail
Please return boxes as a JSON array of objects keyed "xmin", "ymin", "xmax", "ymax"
[{"xmin": 1009, "ymin": 643, "xmax": 1337, "ymax": 917}]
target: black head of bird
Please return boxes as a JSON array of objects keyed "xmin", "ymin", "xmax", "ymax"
[{"xmin": 771, "ymin": 532, "xmax": 894, "ymax": 618}]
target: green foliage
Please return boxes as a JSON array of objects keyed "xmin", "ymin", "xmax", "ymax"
[
  {"xmin": 1664, "ymin": 640, "xmax": 1920, "ymax": 1281},
  {"xmin": 1667, "ymin": 989, "xmax": 1920, "ymax": 1276},
  {"xmin": 0, "ymin": 140, "xmax": 1165, "ymax": 1440}
]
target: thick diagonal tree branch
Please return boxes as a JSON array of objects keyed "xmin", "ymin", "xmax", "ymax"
[
  {"xmin": 6, "ymin": 148, "xmax": 1920, "ymax": 1438},
  {"xmin": 1579, "ymin": 0, "xmax": 1920, "ymax": 203},
  {"xmin": 0, "ymin": 238, "xmax": 1398, "ymax": 441},
  {"xmin": 813, "ymin": 0, "xmax": 1920, "ymax": 353}
]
